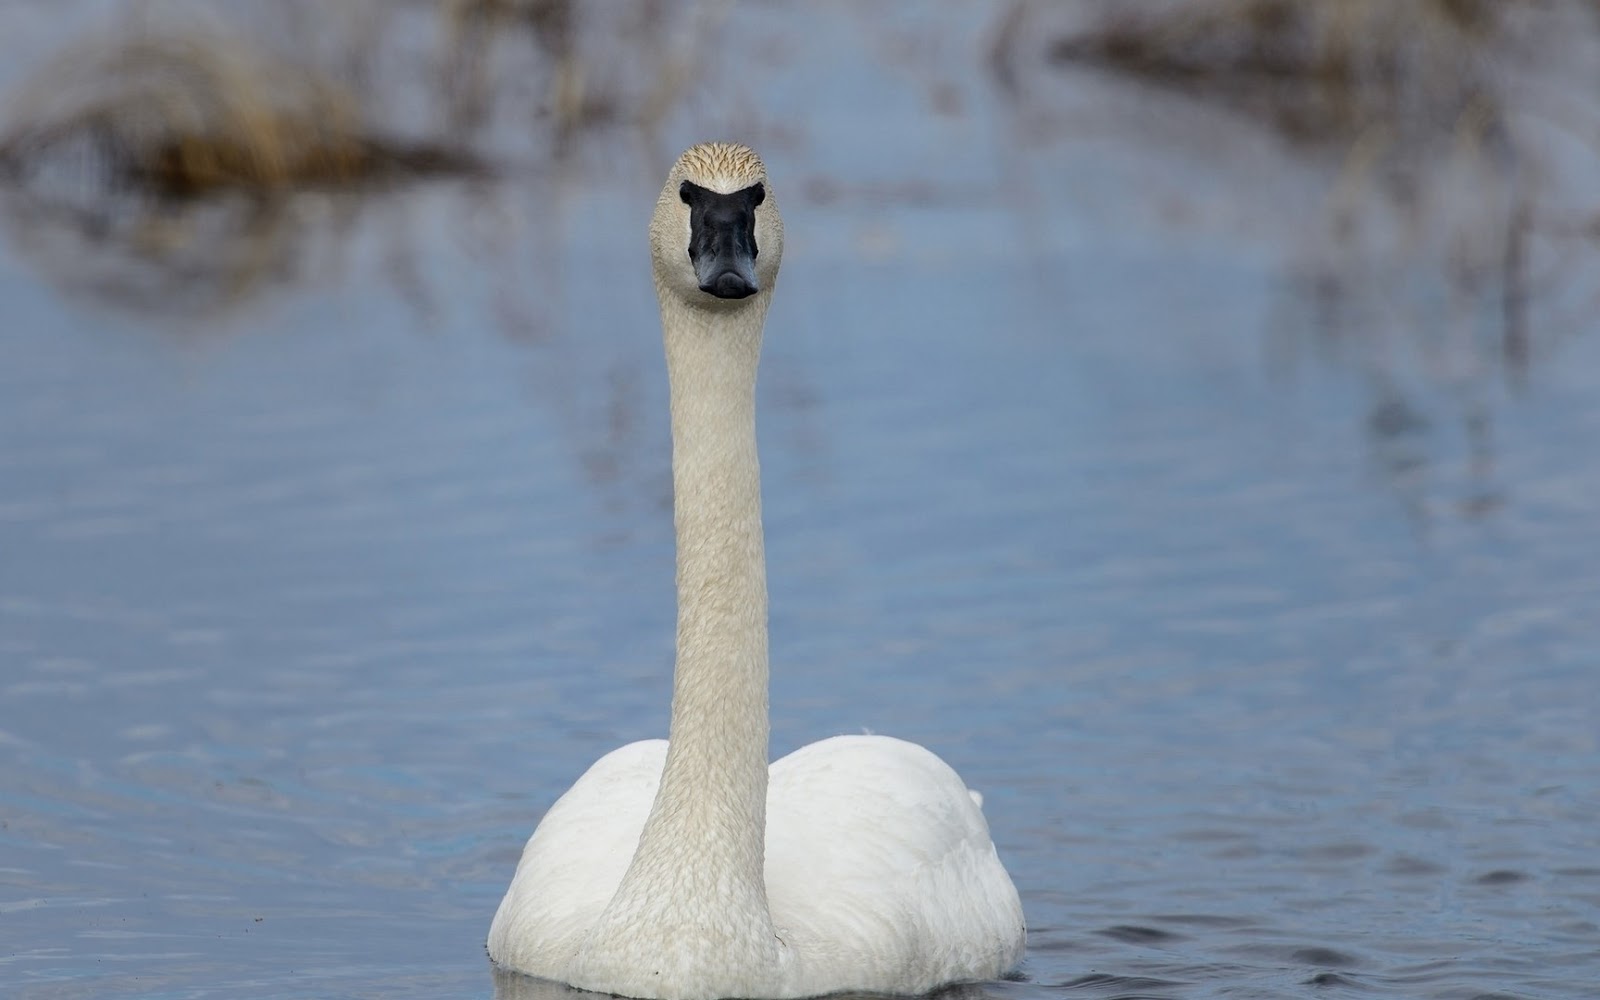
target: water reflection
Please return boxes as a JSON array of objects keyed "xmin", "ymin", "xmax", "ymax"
[
  {"xmin": 4, "ymin": 0, "xmax": 1593, "ymax": 386},
  {"xmin": 492, "ymin": 968, "xmax": 594, "ymax": 1000},
  {"xmin": 492, "ymin": 966, "xmax": 1015, "ymax": 1000},
  {"xmin": 0, "ymin": 0, "xmax": 705, "ymax": 320},
  {"xmin": 435, "ymin": 0, "xmax": 701, "ymax": 150},
  {"xmin": 988, "ymin": 0, "xmax": 1600, "ymax": 526},
  {"xmin": 0, "ymin": 21, "xmax": 484, "ymax": 319},
  {"xmin": 993, "ymin": 0, "xmax": 1600, "ymax": 367},
  {"xmin": 0, "ymin": 185, "xmax": 292, "ymax": 319}
]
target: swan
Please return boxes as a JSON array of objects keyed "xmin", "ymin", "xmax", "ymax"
[{"xmin": 487, "ymin": 142, "xmax": 1026, "ymax": 1000}]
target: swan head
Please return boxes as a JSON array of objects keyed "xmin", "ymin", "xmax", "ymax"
[{"xmin": 650, "ymin": 142, "xmax": 783, "ymax": 308}]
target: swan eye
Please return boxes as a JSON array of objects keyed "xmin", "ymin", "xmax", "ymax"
[
  {"xmin": 679, "ymin": 181, "xmax": 693, "ymax": 205},
  {"xmin": 748, "ymin": 183, "xmax": 765, "ymax": 208}
]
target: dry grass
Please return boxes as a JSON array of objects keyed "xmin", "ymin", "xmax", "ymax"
[
  {"xmin": 0, "ymin": 2, "xmax": 709, "ymax": 321},
  {"xmin": 0, "ymin": 0, "xmax": 710, "ymax": 202},
  {"xmin": 1048, "ymin": 0, "xmax": 1506, "ymax": 146},
  {"xmin": 1016, "ymin": 0, "xmax": 1600, "ymax": 383},
  {"xmin": 439, "ymin": 0, "xmax": 579, "ymax": 134},
  {"xmin": 0, "ymin": 18, "xmax": 492, "ymax": 320},
  {"xmin": 992, "ymin": 0, "xmax": 1600, "ymax": 517},
  {"xmin": 0, "ymin": 28, "xmax": 480, "ymax": 199},
  {"xmin": 433, "ymin": 0, "xmax": 697, "ymax": 150}
]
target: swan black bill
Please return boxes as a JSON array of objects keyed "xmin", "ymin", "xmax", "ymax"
[{"xmin": 681, "ymin": 179, "xmax": 764, "ymax": 300}]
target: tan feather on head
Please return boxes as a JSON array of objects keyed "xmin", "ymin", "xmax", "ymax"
[{"xmin": 675, "ymin": 142, "xmax": 766, "ymax": 193}]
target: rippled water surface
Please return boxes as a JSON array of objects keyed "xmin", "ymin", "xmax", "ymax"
[{"xmin": 3, "ymin": 4, "xmax": 1599, "ymax": 999}]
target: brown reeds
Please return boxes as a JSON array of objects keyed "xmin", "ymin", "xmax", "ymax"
[
  {"xmin": 1047, "ymin": 0, "xmax": 1506, "ymax": 146},
  {"xmin": 433, "ymin": 0, "xmax": 695, "ymax": 152},
  {"xmin": 0, "ymin": 29, "xmax": 480, "ymax": 200},
  {"xmin": 0, "ymin": 1, "xmax": 719, "ymax": 322},
  {"xmin": 991, "ymin": 0, "xmax": 1600, "ymax": 519},
  {"xmin": 1016, "ymin": 0, "xmax": 1586, "ymax": 380}
]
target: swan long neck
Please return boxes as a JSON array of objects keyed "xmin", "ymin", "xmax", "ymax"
[
  {"xmin": 596, "ymin": 288, "xmax": 779, "ymax": 958},
  {"xmin": 654, "ymin": 294, "xmax": 772, "ymax": 872}
]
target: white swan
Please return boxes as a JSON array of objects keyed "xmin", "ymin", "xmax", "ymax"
[{"xmin": 487, "ymin": 142, "xmax": 1026, "ymax": 1000}]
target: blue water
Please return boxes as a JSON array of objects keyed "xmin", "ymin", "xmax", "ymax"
[{"xmin": 3, "ymin": 3, "xmax": 1599, "ymax": 998}]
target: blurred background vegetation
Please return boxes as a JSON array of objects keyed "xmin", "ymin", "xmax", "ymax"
[
  {"xmin": 1033, "ymin": 0, "xmax": 1600, "ymax": 377},
  {"xmin": 1, "ymin": 0, "xmax": 1596, "ymax": 472}
]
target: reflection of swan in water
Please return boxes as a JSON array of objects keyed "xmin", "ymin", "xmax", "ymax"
[
  {"xmin": 487, "ymin": 143, "xmax": 1026, "ymax": 1000},
  {"xmin": 490, "ymin": 965, "xmax": 1017, "ymax": 1000}
]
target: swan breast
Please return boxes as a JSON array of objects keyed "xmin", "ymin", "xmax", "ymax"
[{"xmin": 487, "ymin": 739, "xmax": 668, "ymax": 976}]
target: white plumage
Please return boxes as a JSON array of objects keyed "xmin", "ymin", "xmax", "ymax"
[{"xmin": 487, "ymin": 143, "xmax": 1025, "ymax": 999}]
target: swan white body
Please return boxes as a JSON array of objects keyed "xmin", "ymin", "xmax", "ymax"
[{"xmin": 487, "ymin": 143, "xmax": 1025, "ymax": 1000}]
